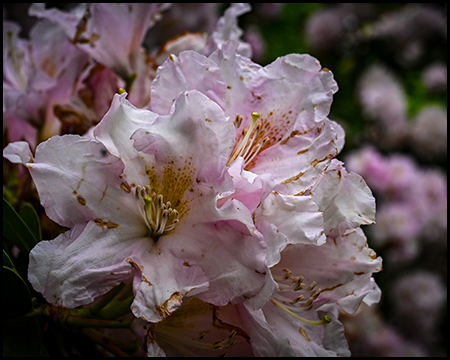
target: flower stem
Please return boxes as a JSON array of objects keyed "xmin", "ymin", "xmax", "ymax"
[{"xmin": 89, "ymin": 282, "xmax": 126, "ymax": 316}]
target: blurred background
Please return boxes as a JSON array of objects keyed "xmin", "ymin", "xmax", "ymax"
[{"xmin": 4, "ymin": 3, "xmax": 447, "ymax": 357}]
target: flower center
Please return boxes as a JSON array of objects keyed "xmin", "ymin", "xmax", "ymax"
[
  {"xmin": 153, "ymin": 298, "xmax": 241, "ymax": 356},
  {"xmin": 271, "ymin": 268, "xmax": 331, "ymax": 326},
  {"xmin": 227, "ymin": 112, "xmax": 270, "ymax": 167},
  {"xmin": 135, "ymin": 185, "xmax": 179, "ymax": 240}
]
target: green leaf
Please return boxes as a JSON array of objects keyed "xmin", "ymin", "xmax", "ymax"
[
  {"xmin": 3, "ymin": 316, "xmax": 43, "ymax": 357},
  {"xmin": 2, "ymin": 266, "xmax": 32, "ymax": 320},
  {"xmin": 3, "ymin": 197, "xmax": 39, "ymax": 254},
  {"xmin": 2, "ymin": 250, "xmax": 15, "ymax": 271},
  {"xmin": 19, "ymin": 202, "xmax": 42, "ymax": 242}
]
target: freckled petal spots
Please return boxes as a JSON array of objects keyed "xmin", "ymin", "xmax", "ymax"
[
  {"xmin": 27, "ymin": 134, "xmax": 143, "ymax": 232},
  {"xmin": 275, "ymin": 228, "xmax": 382, "ymax": 314}
]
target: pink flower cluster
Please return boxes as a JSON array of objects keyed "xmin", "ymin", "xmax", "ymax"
[
  {"xmin": 4, "ymin": 4, "xmax": 382, "ymax": 357},
  {"xmin": 346, "ymin": 146, "xmax": 447, "ymax": 264}
]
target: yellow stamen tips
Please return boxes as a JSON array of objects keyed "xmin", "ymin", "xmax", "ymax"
[
  {"xmin": 136, "ymin": 185, "xmax": 179, "ymax": 240},
  {"xmin": 118, "ymin": 88, "xmax": 126, "ymax": 95},
  {"xmin": 227, "ymin": 112, "xmax": 269, "ymax": 166},
  {"xmin": 270, "ymin": 298, "xmax": 331, "ymax": 326}
]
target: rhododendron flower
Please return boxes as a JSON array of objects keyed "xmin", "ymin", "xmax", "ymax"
[
  {"xmin": 3, "ymin": 18, "xmax": 89, "ymax": 145},
  {"xmin": 151, "ymin": 41, "xmax": 375, "ymax": 240},
  {"xmin": 236, "ymin": 227, "xmax": 380, "ymax": 357},
  {"xmin": 3, "ymin": 91, "xmax": 269, "ymax": 322},
  {"xmin": 130, "ymin": 227, "xmax": 381, "ymax": 356}
]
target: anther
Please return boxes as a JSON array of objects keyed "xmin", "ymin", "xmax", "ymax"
[
  {"xmin": 227, "ymin": 112, "xmax": 269, "ymax": 166},
  {"xmin": 308, "ymin": 281, "xmax": 317, "ymax": 290},
  {"xmin": 135, "ymin": 185, "xmax": 180, "ymax": 239}
]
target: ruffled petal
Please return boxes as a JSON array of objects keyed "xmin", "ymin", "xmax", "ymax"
[
  {"xmin": 311, "ymin": 163, "xmax": 376, "ymax": 236},
  {"xmin": 276, "ymin": 227, "xmax": 382, "ymax": 314},
  {"xmin": 25, "ymin": 134, "xmax": 143, "ymax": 231},
  {"xmin": 28, "ymin": 221, "xmax": 146, "ymax": 307},
  {"xmin": 93, "ymin": 93, "xmax": 159, "ymax": 187},
  {"xmin": 3, "ymin": 141, "xmax": 33, "ymax": 164},
  {"xmin": 256, "ymin": 191, "xmax": 326, "ymax": 246}
]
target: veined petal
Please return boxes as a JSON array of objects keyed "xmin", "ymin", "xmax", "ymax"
[
  {"xmin": 93, "ymin": 93, "xmax": 159, "ymax": 187},
  {"xmin": 25, "ymin": 134, "xmax": 143, "ymax": 231},
  {"xmin": 242, "ymin": 302, "xmax": 337, "ymax": 357},
  {"xmin": 132, "ymin": 90, "xmax": 235, "ymax": 184},
  {"xmin": 275, "ymin": 227, "xmax": 382, "ymax": 314},
  {"xmin": 251, "ymin": 119, "xmax": 343, "ymax": 194},
  {"xmin": 168, "ymin": 221, "xmax": 268, "ymax": 307},
  {"xmin": 28, "ymin": 221, "xmax": 145, "ymax": 308},
  {"xmin": 128, "ymin": 248, "xmax": 209, "ymax": 323},
  {"xmin": 132, "ymin": 90, "xmax": 255, "ymax": 230},
  {"xmin": 151, "ymin": 51, "xmax": 227, "ymax": 115},
  {"xmin": 256, "ymin": 191, "xmax": 326, "ymax": 246},
  {"xmin": 311, "ymin": 163, "xmax": 376, "ymax": 237},
  {"xmin": 238, "ymin": 303, "xmax": 297, "ymax": 356}
]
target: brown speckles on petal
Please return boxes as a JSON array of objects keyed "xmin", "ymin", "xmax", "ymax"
[
  {"xmin": 120, "ymin": 182, "xmax": 131, "ymax": 193},
  {"xmin": 94, "ymin": 218, "xmax": 119, "ymax": 229},
  {"xmin": 77, "ymin": 195, "xmax": 86, "ymax": 206},
  {"xmin": 280, "ymin": 171, "xmax": 305, "ymax": 184},
  {"xmin": 299, "ymin": 327, "xmax": 311, "ymax": 342}
]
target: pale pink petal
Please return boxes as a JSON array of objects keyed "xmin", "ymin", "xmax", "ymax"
[
  {"xmin": 151, "ymin": 50, "xmax": 227, "ymax": 114},
  {"xmin": 257, "ymin": 300, "xmax": 340, "ymax": 356},
  {"xmin": 151, "ymin": 298, "xmax": 254, "ymax": 356},
  {"xmin": 224, "ymin": 157, "xmax": 274, "ymax": 214},
  {"xmin": 318, "ymin": 303, "xmax": 352, "ymax": 356},
  {"xmin": 93, "ymin": 93, "xmax": 159, "ymax": 187},
  {"xmin": 27, "ymin": 134, "xmax": 143, "ymax": 231},
  {"xmin": 256, "ymin": 191, "xmax": 326, "ymax": 246},
  {"xmin": 3, "ymin": 141, "xmax": 33, "ymax": 164},
  {"xmin": 128, "ymin": 245, "xmax": 209, "ymax": 322},
  {"xmin": 30, "ymin": 3, "xmax": 169, "ymax": 78},
  {"xmin": 310, "ymin": 165, "xmax": 376, "ymax": 236},
  {"xmin": 275, "ymin": 227, "xmax": 382, "ymax": 314},
  {"xmin": 252, "ymin": 119, "xmax": 343, "ymax": 194},
  {"xmin": 28, "ymin": 221, "xmax": 145, "ymax": 307},
  {"xmin": 206, "ymin": 3, "xmax": 253, "ymax": 57},
  {"xmin": 238, "ymin": 304, "xmax": 297, "ymax": 356}
]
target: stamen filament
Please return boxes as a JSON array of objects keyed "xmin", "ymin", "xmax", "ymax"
[
  {"xmin": 136, "ymin": 185, "xmax": 180, "ymax": 239},
  {"xmin": 270, "ymin": 298, "xmax": 331, "ymax": 325},
  {"xmin": 228, "ymin": 112, "xmax": 268, "ymax": 166}
]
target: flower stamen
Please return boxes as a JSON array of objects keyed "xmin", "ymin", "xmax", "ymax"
[
  {"xmin": 136, "ymin": 185, "xmax": 179, "ymax": 239},
  {"xmin": 271, "ymin": 267, "xmax": 331, "ymax": 327},
  {"xmin": 227, "ymin": 112, "xmax": 270, "ymax": 166},
  {"xmin": 270, "ymin": 298, "xmax": 331, "ymax": 326}
]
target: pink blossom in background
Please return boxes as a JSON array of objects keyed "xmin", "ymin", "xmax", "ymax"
[
  {"xmin": 3, "ymin": 19, "xmax": 90, "ymax": 146},
  {"xmin": 421, "ymin": 62, "xmax": 447, "ymax": 93},
  {"xmin": 391, "ymin": 271, "xmax": 446, "ymax": 346},
  {"xmin": 409, "ymin": 105, "xmax": 447, "ymax": 160},
  {"xmin": 356, "ymin": 64, "xmax": 408, "ymax": 149}
]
